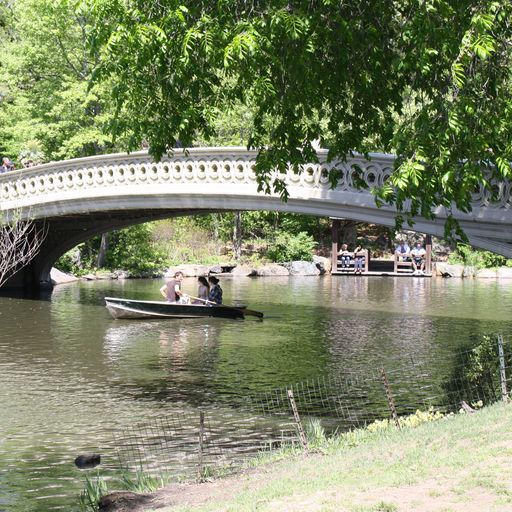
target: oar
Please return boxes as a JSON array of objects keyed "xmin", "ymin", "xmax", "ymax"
[{"xmin": 187, "ymin": 295, "xmax": 264, "ymax": 318}]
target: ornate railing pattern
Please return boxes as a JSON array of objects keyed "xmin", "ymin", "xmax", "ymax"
[{"xmin": 0, "ymin": 147, "xmax": 510, "ymax": 212}]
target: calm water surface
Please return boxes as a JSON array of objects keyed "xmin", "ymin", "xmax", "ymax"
[{"xmin": 0, "ymin": 276, "xmax": 511, "ymax": 511}]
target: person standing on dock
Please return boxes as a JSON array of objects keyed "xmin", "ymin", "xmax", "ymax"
[
  {"xmin": 160, "ymin": 271, "xmax": 185, "ymax": 302},
  {"xmin": 411, "ymin": 242, "xmax": 427, "ymax": 274}
]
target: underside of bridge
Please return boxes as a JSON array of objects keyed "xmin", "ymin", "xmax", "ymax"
[
  {"xmin": 6, "ymin": 205, "xmax": 512, "ymax": 295},
  {"xmin": 4, "ymin": 208, "xmax": 218, "ymax": 293}
]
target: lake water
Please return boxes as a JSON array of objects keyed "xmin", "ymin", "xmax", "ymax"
[{"xmin": 1, "ymin": 276, "xmax": 511, "ymax": 511}]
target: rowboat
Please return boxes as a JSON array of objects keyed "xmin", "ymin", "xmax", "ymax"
[{"xmin": 104, "ymin": 297, "xmax": 262, "ymax": 320}]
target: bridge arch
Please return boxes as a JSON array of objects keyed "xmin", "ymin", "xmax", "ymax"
[{"xmin": 1, "ymin": 147, "xmax": 511, "ymax": 290}]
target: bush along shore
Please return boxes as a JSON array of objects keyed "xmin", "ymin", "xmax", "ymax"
[{"xmin": 85, "ymin": 402, "xmax": 512, "ymax": 512}]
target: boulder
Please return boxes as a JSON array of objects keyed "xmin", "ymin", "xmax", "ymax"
[
  {"xmin": 255, "ymin": 264, "xmax": 290, "ymax": 276},
  {"xmin": 50, "ymin": 268, "xmax": 79, "ymax": 285},
  {"xmin": 463, "ymin": 266, "xmax": 477, "ymax": 278},
  {"xmin": 284, "ymin": 261, "xmax": 321, "ymax": 276},
  {"xmin": 313, "ymin": 255, "xmax": 332, "ymax": 274},
  {"xmin": 98, "ymin": 491, "xmax": 155, "ymax": 512},
  {"xmin": 497, "ymin": 267, "xmax": 512, "ymax": 279},
  {"xmin": 82, "ymin": 273, "xmax": 97, "ymax": 281},
  {"xmin": 230, "ymin": 265, "xmax": 257, "ymax": 277},
  {"xmin": 74, "ymin": 453, "xmax": 101, "ymax": 469},
  {"xmin": 208, "ymin": 264, "xmax": 223, "ymax": 274},
  {"xmin": 434, "ymin": 263, "xmax": 466, "ymax": 278},
  {"xmin": 114, "ymin": 270, "xmax": 131, "ymax": 279},
  {"xmin": 444, "ymin": 264, "xmax": 464, "ymax": 278},
  {"xmin": 96, "ymin": 272, "xmax": 117, "ymax": 280},
  {"xmin": 476, "ymin": 268, "xmax": 497, "ymax": 279},
  {"xmin": 434, "ymin": 262, "xmax": 448, "ymax": 277},
  {"xmin": 165, "ymin": 265, "xmax": 209, "ymax": 277}
]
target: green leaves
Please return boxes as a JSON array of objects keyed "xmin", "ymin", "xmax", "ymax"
[
  {"xmin": 3, "ymin": 0, "xmax": 509, "ymax": 244},
  {"xmin": 223, "ymin": 26, "xmax": 259, "ymax": 67}
]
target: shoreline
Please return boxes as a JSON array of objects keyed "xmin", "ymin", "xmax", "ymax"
[
  {"xmin": 96, "ymin": 402, "xmax": 512, "ymax": 512},
  {"xmin": 51, "ymin": 259, "xmax": 512, "ymax": 286}
]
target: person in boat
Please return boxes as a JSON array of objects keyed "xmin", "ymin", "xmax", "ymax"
[
  {"xmin": 207, "ymin": 276, "xmax": 223, "ymax": 304},
  {"xmin": 353, "ymin": 245, "xmax": 365, "ymax": 274},
  {"xmin": 411, "ymin": 242, "xmax": 427, "ymax": 274},
  {"xmin": 193, "ymin": 276, "xmax": 210, "ymax": 304},
  {"xmin": 160, "ymin": 271, "xmax": 186, "ymax": 303},
  {"xmin": 337, "ymin": 243, "xmax": 351, "ymax": 269}
]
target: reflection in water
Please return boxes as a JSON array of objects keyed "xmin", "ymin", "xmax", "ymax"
[{"xmin": 0, "ymin": 276, "xmax": 511, "ymax": 510}]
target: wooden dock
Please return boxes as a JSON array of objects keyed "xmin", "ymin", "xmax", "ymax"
[
  {"xmin": 330, "ymin": 218, "xmax": 433, "ymax": 278},
  {"xmin": 332, "ymin": 269, "xmax": 433, "ymax": 277},
  {"xmin": 331, "ymin": 257, "xmax": 433, "ymax": 278}
]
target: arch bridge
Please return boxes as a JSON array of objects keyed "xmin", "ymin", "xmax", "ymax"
[{"xmin": 1, "ymin": 147, "xmax": 511, "ymax": 290}]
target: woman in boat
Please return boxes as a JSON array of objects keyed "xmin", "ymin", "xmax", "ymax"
[
  {"xmin": 207, "ymin": 276, "xmax": 223, "ymax": 304},
  {"xmin": 193, "ymin": 276, "xmax": 210, "ymax": 304}
]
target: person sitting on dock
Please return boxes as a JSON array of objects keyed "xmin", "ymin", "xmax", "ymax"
[
  {"xmin": 338, "ymin": 243, "xmax": 351, "ymax": 269},
  {"xmin": 208, "ymin": 276, "xmax": 223, "ymax": 304},
  {"xmin": 411, "ymin": 242, "xmax": 427, "ymax": 274},
  {"xmin": 353, "ymin": 245, "xmax": 365, "ymax": 274},
  {"xmin": 160, "ymin": 271, "xmax": 186, "ymax": 303},
  {"xmin": 395, "ymin": 241, "xmax": 411, "ymax": 261}
]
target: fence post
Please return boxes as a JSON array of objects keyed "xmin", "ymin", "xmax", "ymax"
[
  {"xmin": 287, "ymin": 389, "xmax": 309, "ymax": 453},
  {"xmin": 380, "ymin": 368, "xmax": 401, "ymax": 429},
  {"xmin": 497, "ymin": 335, "xmax": 508, "ymax": 402},
  {"xmin": 198, "ymin": 410, "xmax": 205, "ymax": 480}
]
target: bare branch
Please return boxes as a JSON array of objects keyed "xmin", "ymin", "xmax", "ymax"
[{"xmin": 0, "ymin": 212, "xmax": 48, "ymax": 288}]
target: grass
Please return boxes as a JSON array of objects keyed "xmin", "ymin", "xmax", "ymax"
[{"xmin": 159, "ymin": 402, "xmax": 512, "ymax": 512}]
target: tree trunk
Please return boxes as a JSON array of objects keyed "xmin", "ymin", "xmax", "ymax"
[
  {"xmin": 96, "ymin": 233, "xmax": 109, "ymax": 268},
  {"xmin": 233, "ymin": 212, "xmax": 242, "ymax": 261},
  {"xmin": 340, "ymin": 220, "xmax": 358, "ymax": 247}
]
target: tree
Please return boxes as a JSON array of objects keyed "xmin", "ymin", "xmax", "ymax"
[
  {"xmin": 0, "ymin": 0, "xmax": 119, "ymax": 161},
  {"xmin": 75, "ymin": 0, "xmax": 512, "ymax": 239},
  {"xmin": 0, "ymin": 215, "xmax": 47, "ymax": 287}
]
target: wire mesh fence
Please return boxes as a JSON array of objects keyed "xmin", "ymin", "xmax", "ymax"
[
  {"xmin": 111, "ymin": 334, "xmax": 511, "ymax": 482},
  {"xmin": 113, "ymin": 408, "xmax": 296, "ymax": 480}
]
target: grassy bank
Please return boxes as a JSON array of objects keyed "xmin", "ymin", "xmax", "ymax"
[{"xmin": 155, "ymin": 402, "xmax": 512, "ymax": 512}]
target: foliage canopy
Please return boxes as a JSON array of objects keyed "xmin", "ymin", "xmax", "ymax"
[
  {"xmin": 75, "ymin": 0, "xmax": 512, "ymax": 237},
  {"xmin": 0, "ymin": 0, "xmax": 120, "ymax": 161}
]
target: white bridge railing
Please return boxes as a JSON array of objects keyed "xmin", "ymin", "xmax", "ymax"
[{"xmin": 1, "ymin": 147, "xmax": 510, "ymax": 212}]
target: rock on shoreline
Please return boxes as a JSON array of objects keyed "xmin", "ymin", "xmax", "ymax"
[
  {"xmin": 433, "ymin": 262, "xmax": 512, "ymax": 279},
  {"xmin": 50, "ymin": 259, "xmax": 332, "ymax": 285},
  {"xmin": 50, "ymin": 260, "xmax": 512, "ymax": 286}
]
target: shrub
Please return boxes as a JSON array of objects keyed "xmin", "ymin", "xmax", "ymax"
[
  {"xmin": 366, "ymin": 407, "xmax": 444, "ymax": 432},
  {"xmin": 266, "ymin": 231, "xmax": 317, "ymax": 262},
  {"xmin": 55, "ymin": 224, "xmax": 169, "ymax": 276},
  {"xmin": 443, "ymin": 334, "xmax": 511, "ymax": 407},
  {"xmin": 448, "ymin": 244, "xmax": 507, "ymax": 269}
]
